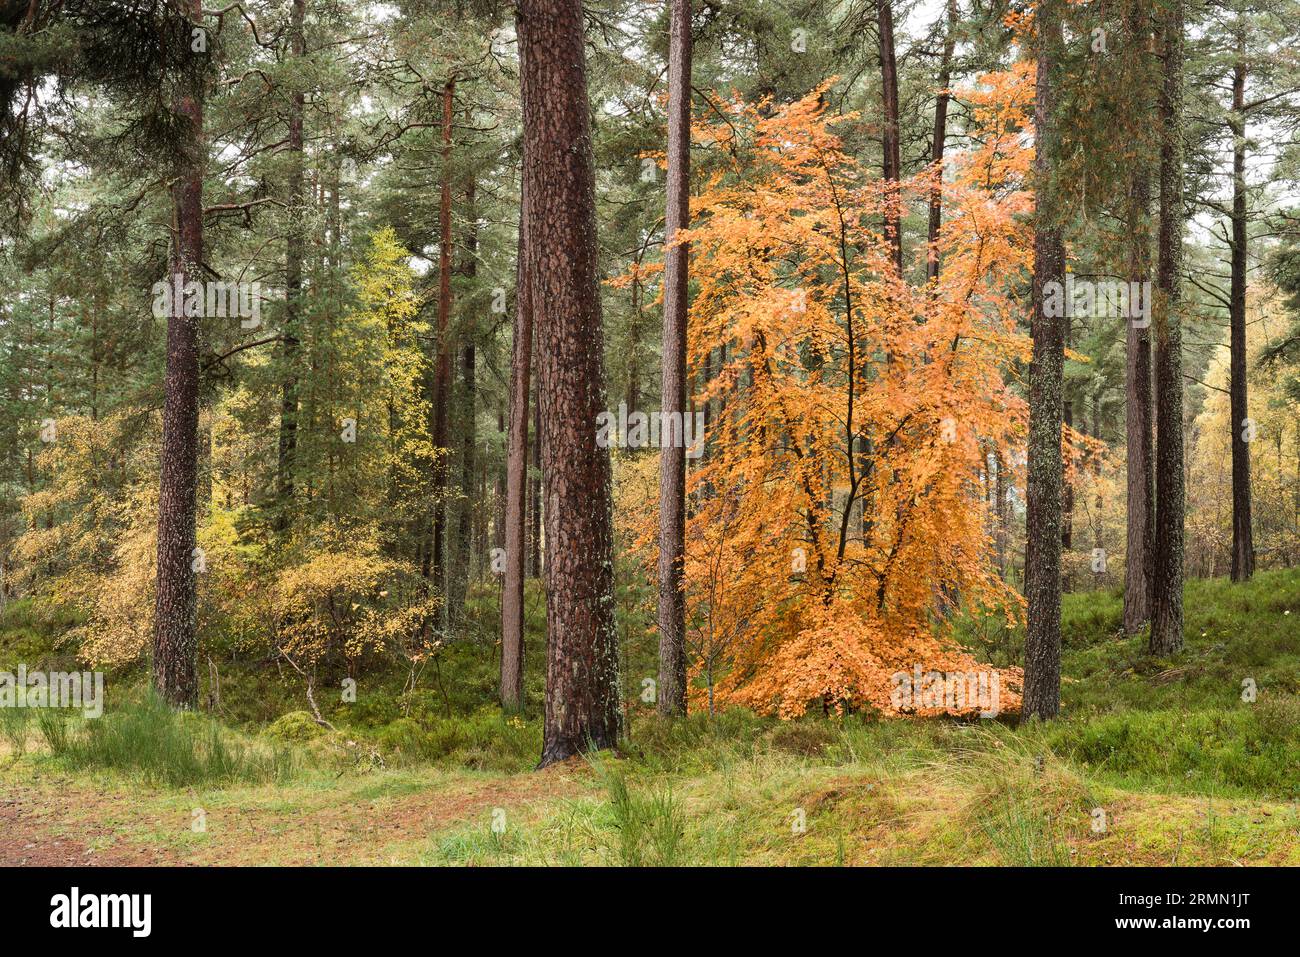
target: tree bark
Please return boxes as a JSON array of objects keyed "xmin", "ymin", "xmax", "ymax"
[
  {"xmin": 431, "ymin": 79, "xmax": 454, "ymax": 611},
  {"xmin": 519, "ymin": 0, "xmax": 621, "ymax": 766},
  {"xmin": 493, "ymin": 405, "xmax": 506, "ymax": 553},
  {"xmin": 528, "ymin": 373, "xmax": 542, "ymax": 578},
  {"xmin": 153, "ymin": 0, "xmax": 205, "ymax": 708},
  {"xmin": 994, "ymin": 443, "xmax": 1008, "ymax": 578},
  {"xmin": 878, "ymin": 0, "xmax": 903, "ymax": 276},
  {"xmin": 926, "ymin": 0, "xmax": 956, "ymax": 283},
  {"xmin": 500, "ymin": 170, "xmax": 530, "ymax": 713},
  {"xmin": 1021, "ymin": 0, "xmax": 1065, "ymax": 722},
  {"xmin": 276, "ymin": 0, "xmax": 306, "ymax": 533},
  {"xmin": 1228, "ymin": 35, "xmax": 1255, "ymax": 582},
  {"xmin": 452, "ymin": 177, "xmax": 479, "ymax": 618},
  {"xmin": 1123, "ymin": 173, "xmax": 1154, "ymax": 633},
  {"xmin": 1062, "ymin": 313, "xmax": 1074, "ymax": 564},
  {"xmin": 656, "ymin": 0, "xmax": 691, "ymax": 718},
  {"xmin": 1150, "ymin": 0, "xmax": 1186, "ymax": 655}
]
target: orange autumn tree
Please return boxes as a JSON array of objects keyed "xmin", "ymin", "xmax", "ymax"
[{"xmin": 628, "ymin": 70, "xmax": 1037, "ymax": 718}]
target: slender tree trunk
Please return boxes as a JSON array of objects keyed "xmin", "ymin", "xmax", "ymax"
[
  {"xmin": 494, "ymin": 405, "xmax": 507, "ymax": 553},
  {"xmin": 431, "ymin": 79, "xmax": 454, "ymax": 610},
  {"xmin": 1021, "ymin": 0, "xmax": 1065, "ymax": 722},
  {"xmin": 1150, "ymin": 0, "xmax": 1186, "ymax": 655},
  {"xmin": 1062, "ymin": 313, "xmax": 1074, "ymax": 567},
  {"xmin": 626, "ymin": 263, "xmax": 643, "ymax": 414},
  {"xmin": 1093, "ymin": 393, "xmax": 1105, "ymax": 559},
  {"xmin": 657, "ymin": 0, "xmax": 691, "ymax": 718},
  {"xmin": 1229, "ymin": 37, "xmax": 1255, "ymax": 582},
  {"xmin": 878, "ymin": 0, "xmax": 903, "ymax": 276},
  {"xmin": 452, "ymin": 178, "xmax": 479, "ymax": 617},
  {"xmin": 995, "ymin": 443, "xmax": 1008, "ymax": 578},
  {"xmin": 276, "ymin": 0, "xmax": 306, "ymax": 533},
  {"xmin": 1123, "ymin": 174, "xmax": 1154, "ymax": 633},
  {"xmin": 520, "ymin": 0, "xmax": 621, "ymax": 766},
  {"xmin": 501, "ymin": 171, "xmax": 531, "ymax": 712},
  {"xmin": 153, "ymin": 0, "xmax": 205, "ymax": 708},
  {"xmin": 926, "ymin": 0, "xmax": 956, "ymax": 283}
]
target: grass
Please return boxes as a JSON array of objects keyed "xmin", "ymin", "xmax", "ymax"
[
  {"xmin": 0, "ymin": 704, "xmax": 29, "ymax": 756},
  {"xmin": 1, "ymin": 567, "xmax": 1298, "ymax": 865},
  {"xmin": 48, "ymin": 692, "xmax": 300, "ymax": 787}
]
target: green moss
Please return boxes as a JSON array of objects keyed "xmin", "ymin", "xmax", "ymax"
[{"xmin": 264, "ymin": 710, "xmax": 326, "ymax": 742}]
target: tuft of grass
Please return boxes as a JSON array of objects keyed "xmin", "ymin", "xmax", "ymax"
[
  {"xmin": 979, "ymin": 794, "xmax": 1073, "ymax": 866},
  {"xmin": 0, "ymin": 706, "xmax": 30, "ymax": 756},
  {"xmin": 36, "ymin": 708, "xmax": 71, "ymax": 755},
  {"xmin": 944, "ymin": 732, "xmax": 1089, "ymax": 866},
  {"xmin": 604, "ymin": 769, "xmax": 647, "ymax": 866},
  {"xmin": 595, "ymin": 763, "xmax": 689, "ymax": 866},
  {"xmin": 58, "ymin": 693, "xmax": 300, "ymax": 787}
]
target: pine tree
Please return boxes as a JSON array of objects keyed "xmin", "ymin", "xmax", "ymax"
[
  {"xmin": 657, "ymin": 0, "xmax": 692, "ymax": 718},
  {"xmin": 519, "ymin": 0, "xmax": 621, "ymax": 765},
  {"xmin": 1150, "ymin": 0, "xmax": 1187, "ymax": 655},
  {"xmin": 1021, "ymin": 0, "xmax": 1066, "ymax": 721}
]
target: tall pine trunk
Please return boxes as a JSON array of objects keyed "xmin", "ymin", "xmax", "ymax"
[
  {"xmin": 656, "ymin": 0, "xmax": 691, "ymax": 718},
  {"xmin": 995, "ymin": 443, "xmax": 1008, "ymax": 578},
  {"xmin": 1228, "ymin": 36, "xmax": 1255, "ymax": 582},
  {"xmin": 452, "ymin": 178, "xmax": 479, "ymax": 619},
  {"xmin": 926, "ymin": 0, "xmax": 956, "ymax": 283},
  {"xmin": 1150, "ymin": 0, "xmax": 1186, "ymax": 655},
  {"xmin": 1062, "ymin": 314, "xmax": 1074, "ymax": 568},
  {"xmin": 519, "ymin": 0, "xmax": 621, "ymax": 766},
  {"xmin": 878, "ymin": 0, "xmax": 903, "ymax": 276},
  {"xmin": 1122, "ymin": 0, "xmax": 1155, "ymax": 632},
  {"xmin": 1123, "ymin": 174, "xmax": 1154, "ymax": 633},
  {"xmin": 431, "ymin": 79, "xmax": 454, "ymax": 612},
  {"xmin": 1021, "ymin": 0, "xmax": 1065, "ymax": 722},
  {"xmin": 500, "ymin": 169, "xmax": 530, "ymax": 712},
  {"xmin": 276, "ymin": 0, "xmax": 306, "ymax": 532},
  {"xmin": 153, "ymin": 0, "xmax": 206, "ymax": 708}
]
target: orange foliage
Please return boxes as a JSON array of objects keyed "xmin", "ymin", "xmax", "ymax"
[{"xmin": 627, "ymin": 70, "xmax": 1040, "ymax": 718}]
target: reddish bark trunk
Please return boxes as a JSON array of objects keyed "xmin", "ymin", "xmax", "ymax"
[
  {"xmin": 1021, "ymin": 0, "xmax": 1065, "ymax": 722},
  {"xmin": 431, "ymin": 79, "xmax": 454, "ymax": 605},
  {"xmin": 1150, "ymin": 0, "xmax": 1186, "ymax": 655},
  {"xmin": 656, "ymin": 0, "xmax": 692, "ymax": 718},
  {"xmin": 501, "ymin": 170, "xmax": 530, "ymax": 712},
  {"xmin": 878, "ymin": 0, "xmax": 903, "ymax": 276},
  {"xmin": 519, "ymin": 0, "xmax": 621, "ymax": 765},
  {"xmin": 153, "ymin": 0, "xmax": 206, "ymax": 708}
]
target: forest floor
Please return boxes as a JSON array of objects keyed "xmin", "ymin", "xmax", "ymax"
[{"xmin": 1, "ymin": 568, "xmax": 1298, "ymax": 866}]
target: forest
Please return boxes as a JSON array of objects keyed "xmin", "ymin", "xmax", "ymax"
[{"xmin": 1, "ymin": 0, "xmax": 1299, "ymax": 872}]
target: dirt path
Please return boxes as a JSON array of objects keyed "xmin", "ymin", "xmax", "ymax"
[
  {"xmin": 0, "ymin": 762, "xmax": 586, "ymax": 866},
  {"xmin": 179, "ymin": 765, "xmax": 586, "ymax": 865},
  {"xmin": 0, "ymin": 797, "xmax": 181, "ymax": 866}
]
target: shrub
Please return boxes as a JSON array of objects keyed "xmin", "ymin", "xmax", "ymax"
[
  {"xmin": 264, "ymin": 710, "xmax": 327, "ymax": 742},
  {"xmin": 769, "ymin": 719, "xmax": 840, "ymax": 756}
]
